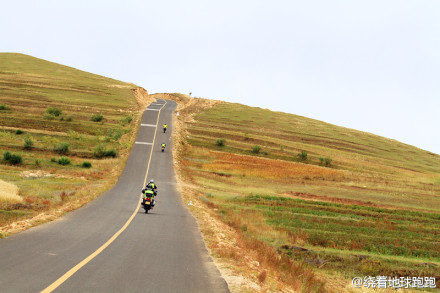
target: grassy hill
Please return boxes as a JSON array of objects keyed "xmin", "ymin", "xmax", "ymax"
[
  {"xmin": 0, "ymin": 53, "xmax": 150, "ymax": 234},
  {"xmin": 166, "ymin": 93, "xmax": 440, "ymax": 291}
]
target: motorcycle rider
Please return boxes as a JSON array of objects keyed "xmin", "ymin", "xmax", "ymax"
[
  {"xmin": 161, "ymin": 143, "xmax": 166, "ymax": 152},
  {"xmin": 146, "ymin": 179, "xmax": 157, "ymax": 195},
  {"xmin": 163, "ymin": 124, "xmax": 168, "ymax": 133},
  {"xmin": 142, "ymin": 187, "xmax": 156, "ymax": 206}
]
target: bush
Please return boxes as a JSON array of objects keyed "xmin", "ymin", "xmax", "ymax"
[
  {"xmin": 23, "ymin": 138, "xmax": 34, "ymax": 150},
  {"xmin": 10, "ymin": 154, "xmax": 23, "ymax": 165},
  {"xmin": 58, "ymin": 157, "xmax": 71, "ymax": 165},
  {"xmin": 91, "ymin": 114, "xmax": 104, "ymax": 122},
  {"xmin": 46, "ymin": 107, "xmax": 62, "ymax": 117},
  {"xmin": 251, "ymin": 145, "xmax": 261, "ymax": 154},
  {"xmin": 93, "ymin": 145, "xmax": 106, "ymax": 158},
  {"xmin": 15, "ymin": 129, "xmax": 24, "ymax": 135},
  {"xmin": 120, "ymin": 115, "xmax": 133, "ymax": 125},
  {"xmin": 297, "ymin": 150, "xmax": 308, "ymax": 162},
  {"xmin": 215, "ymin": 139, "xmax": 225, "ymax": 147},
  {"xmin": 319, "ymin": 157, "xmax": 332, "ymax": 167},
  {"xmin": 50, "ymin": 157, "xmax": 57, "ymax": 162},
  {"xmin": 0, "ymin": 104, "xmax": 10, "ymax": 110},
  {"xmin": 54, "ymin": 143, "xmax": 69, "ymax": 154},
  {"xmin": 93, "ymin": 145, "xmax": 117, "ymax": 158},
  {"xmin": 81, "ymin": 161, "xmax": 92, "ymax": 168},
  {"xmin": 3, "ymin": 152, "xmax": 22, "ymax": 165},
  {"xmin": 104, "ymin": 149, "xmax": 117, "ymax": 158},
  {"xmin": 35, "ymin": 159, "xmax": 41, "ymax": 167}
]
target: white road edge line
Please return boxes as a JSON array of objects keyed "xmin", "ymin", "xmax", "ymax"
[
  {"xmin": 145, "ymin": 108, "xmax": 160, "ymax": 111},
  {"xmin": 140, "ymin": 124, "xmax": 156, "ymax": 127},
  {"xmin": 41, "ymin": 101, "xmax": 167, "ymax": 293},
  {"xmin": 135, "ymin": 142, "xmax": 153, "ymax": 145}
]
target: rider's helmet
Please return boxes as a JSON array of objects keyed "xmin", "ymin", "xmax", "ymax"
[{"xmin": 149, "ymin": 179, "xmax": 154, "ymax": 183}]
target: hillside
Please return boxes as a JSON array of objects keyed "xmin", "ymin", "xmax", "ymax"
[
  {"xmin": 162, "ymin": 93, "xmax": 440, "ymax": 292},
  {"xmin": 0, "ymin": 53, "xmax": 151, "ymax": 235}
]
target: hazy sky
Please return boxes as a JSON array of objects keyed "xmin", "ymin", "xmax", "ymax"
[{"xmin": 1, "ymin": 0, "xmax": 439, "ymax": 154}]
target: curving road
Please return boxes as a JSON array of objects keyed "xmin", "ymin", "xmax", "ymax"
[{"xmin": 0, "ymin": 99, "xmax": 228, "ymax": 293}]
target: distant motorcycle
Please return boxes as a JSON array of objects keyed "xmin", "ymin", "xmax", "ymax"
[{"xmin": 161, "ymin": 144, "xmax": 166, "ymax": 152}]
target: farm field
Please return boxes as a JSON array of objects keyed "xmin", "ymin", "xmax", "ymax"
[
  {"xmin": 0, "ymin": 53, "xmax": 149, "ymax": 235},
  {"xmin": 172, "ymin": 95, "xmax": 440, "ymax": 291}
]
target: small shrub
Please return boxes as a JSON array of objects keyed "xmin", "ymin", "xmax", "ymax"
[
  {"xmin": 58, "ymin": 157, "xmax": 71, "ymax": 165},
  {"xmin": 91, "ymin": 114, "xmax": 104, "ymax": 122},
  {"xmin": 23, "ymin": 138, "xmax": 34, "ymax": 150},
  {"xmin": 35, "ymin": 159, "xmax": 41, "ymax": 167},
  {"xmin": 50, "ymin": 157, "xmax": 57, "ymax": 162},
  {"xmin": 251, "ymin": 145, "xmax": 261, "ymax": 154},
  {"xmin": 46, "ymin": 107, "xmax": 62, "ymax": 117},
  {"xmin": 15, "ymin": 129, "xmax": 24, "ymax": 135},
  {"xmin": 81, "ymin": 161, "xmax": 92, "ymax": 168},
  {"xmin": 93, "ymin": 145, "xmax": 105, "ymax": 158},
  {"xmin": 0, "ymin": 104, "xmax": 10, "ymax": 110},
  {"xmin": 319, "ymin": 157, "xmax": 332, "ymax": 167},
  {"xmin": 215, "ymin": 139, "xmax": 225, "ymax": 147},
  {"xmin": 93, "ymin": 145, "xmax": 117, "ymax": 158},
  {"xmin": 54, "ymin": 143, "xmax": 69, "ymax": 154},
  {"xmin": 120, "ymin": 115, "xmax": 133, "ymax": 125},
  {"xmin": 297, "ymin": 150, "xmax": 308, "ymax": 162},
  {"xmin": 104, "ymin": 149, "xmax": 117, "ymax": 158},
  {"xmin": 3, "ymin": 152, "xmax": 22, "ymax": 165},
  {"xmin": 3, "ymin": 152, "xmax": 12, "ymax": 161}
]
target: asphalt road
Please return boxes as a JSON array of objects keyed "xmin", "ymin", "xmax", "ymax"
[{"xmin": 0, "ymin": 99, "xmax": 229, "ymax": 293}]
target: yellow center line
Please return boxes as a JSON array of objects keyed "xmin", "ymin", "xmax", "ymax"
[{"xmin": 41, "ymin": 100, "xmax": 167, "ymax": 293}]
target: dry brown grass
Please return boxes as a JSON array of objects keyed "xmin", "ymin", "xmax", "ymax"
[
  {"xmin": 0, "ymin": 180, "xmax": 21, "ymax": 204},
  {"xmin": 219, "ymin": 208, "xmax": 328, "ymax": 292},
  {"xmin": 206, "ymin": 151, "xmax": 345, "ymax": 181},
  {"xmin": 132, "ymin": 87, "xmax": 150, "ymax": 109},
  {"xmin": 166, "ymin": 93, "xmax": 336, "ymax": 292},
  {"xmin": 169, "ymin": 96, "xmax": 440, "ymax": 292}
]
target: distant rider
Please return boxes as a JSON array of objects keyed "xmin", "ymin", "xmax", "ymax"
[
  {"xmin": 161, "ymin": 143, "xmax": 166, "ymax": 152},
  {"xmin": 163, "ymin": 124, "xmax": 168, "ymax": 133}
]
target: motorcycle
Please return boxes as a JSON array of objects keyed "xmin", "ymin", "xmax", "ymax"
[
  {"xmin": 142, "ymin": 196, "xmax": 154, "ymax": 213},
  {"xmin": 161, "ymin": 145, "xmax": 166, "ymax": 152}
]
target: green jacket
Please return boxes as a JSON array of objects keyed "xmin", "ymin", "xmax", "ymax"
[
  {"xmin": 147, "ymin": 183, "xmax": 157, "ymax": 189},
  {"xmin": 142, "ymin": 189, "xmax": 155, "ymax": 198}
]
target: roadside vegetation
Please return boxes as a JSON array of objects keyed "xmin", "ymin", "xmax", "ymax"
[
  {"xmin": 0, "ymin": 53, "xmax": 150, "ymax": 235},
  {"xmin": 167, "ymin": 95, "xmax": 440, "ymax": 291}
]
